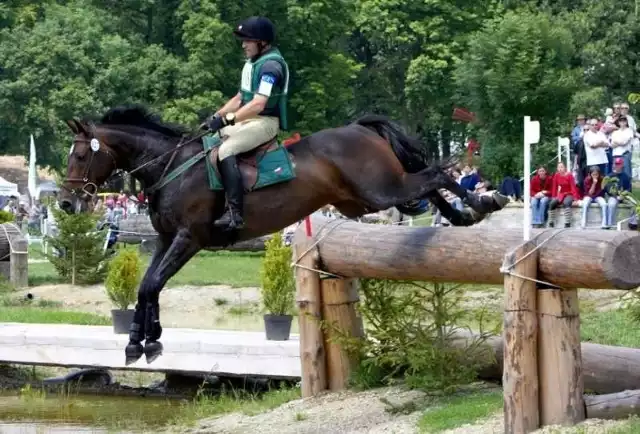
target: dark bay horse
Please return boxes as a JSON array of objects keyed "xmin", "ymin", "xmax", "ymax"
[{"xmin": 59, "ymin": 105, "xmax": 508, "ymax": 364}]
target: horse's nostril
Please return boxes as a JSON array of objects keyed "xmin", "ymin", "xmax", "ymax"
[{"xmin": 60, "ymin": 199, "xmax": 72, "ymax": 210}]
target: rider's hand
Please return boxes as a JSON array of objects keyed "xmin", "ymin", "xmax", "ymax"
[{"xmin": 200, "ymin": 114, "xmax": 225, "ymax": 133}]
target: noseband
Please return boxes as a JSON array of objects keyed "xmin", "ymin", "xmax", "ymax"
[{"xmin": 62, "ymin": 136, "xmax": 117, "ymax": 202}]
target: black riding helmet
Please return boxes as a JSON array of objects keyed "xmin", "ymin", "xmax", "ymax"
[{"xmin": 233, "ymin": 16, "xmax": 276, "ymax": 44}]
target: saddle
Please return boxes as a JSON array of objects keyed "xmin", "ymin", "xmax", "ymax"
[{"xmin": 209, "ymin": 136, "xmax": 286, "ymax": 192}]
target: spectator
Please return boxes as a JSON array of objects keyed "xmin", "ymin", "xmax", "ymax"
[
  {"xmin": 580, "ymin": 166, "xmax": 607, "ymax": 229},
  {"xmin": 571, "ymin": 114, "xmax": 586, "ymax": 148},
  {"xmin": 583, "ymin": 118, "xmax": 609, "ymax": 175},
  {"xmin": 604, "ymin": 157, "xmax": 632, "ymax": 228},
  {"xmin": 548, "ymin": 161, "xmax": 579, "ymax": 228},
  {"xmin": 530, "ymin": 166, "xmax": 552, "ymax": 228},
  {"xmin": 611, "ymin": 115, "xmax": 634, "ymax": 187},
  {"xmin": 459, "ymin": 164, "xmax": 480, "ymax": 192}
]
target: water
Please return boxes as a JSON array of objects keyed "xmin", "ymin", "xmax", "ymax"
[{"xmin": 0, "ymin": 391, "xmax": 187, "ymax": 433}]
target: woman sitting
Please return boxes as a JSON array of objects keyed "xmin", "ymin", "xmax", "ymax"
[
  {"xmin": 548, "ymin": 161, "xmax": 580, "ymax": 228},
  {"xmin": 530, "ymin": 166, "xmax": 552, "ymax": 228},
  {"xmin": 580, "ymin": 166, "xmax": 607, "ymax": 229}
]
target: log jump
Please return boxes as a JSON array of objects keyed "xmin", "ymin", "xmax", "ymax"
[
  {"xmin": 117, "ymin": 215, "xmax": 269, "ymax": 251},
  {"xmin": 292, "ymin": 215, "xmax": 640, "ymax": 434}
]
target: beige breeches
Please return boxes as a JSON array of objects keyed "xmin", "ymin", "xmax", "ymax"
[{"xmin": 218, "ymin": 116, "xmax": 280, "ymax": 160}]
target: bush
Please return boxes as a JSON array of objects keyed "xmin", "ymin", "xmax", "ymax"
[
  {"xmin": 260, "ymin": 232, "xmax": 295, "ymax": 315},
  {"xmin": 341, "ymin": 279, "xmax": 500, "ymax": 394},
  {"xmin": 44, "ymin": 206, "xmax": 110, "ymax": 285},
  {"xmin": 0, "ymin": 210, "xmax": 13, "ymax": 224},
  {"xmin": 105, "ymin": 248, "xmax": 141, "ymax": 310}
]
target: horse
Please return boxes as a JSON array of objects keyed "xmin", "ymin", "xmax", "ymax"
[{"xmin": 58, "ymin": 105, "xmax": 508, "ymax": 365}]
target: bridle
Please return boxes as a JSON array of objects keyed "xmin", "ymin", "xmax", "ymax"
[
  {"xmin": 62, "ymin": 136, "xmax": 117, "ymax": 202},
  {"xmin": 62, "ymin": 127, "xmax": 210, "ymax": 204}
]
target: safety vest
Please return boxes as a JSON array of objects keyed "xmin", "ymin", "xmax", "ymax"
[{"xmin": 239, "ymin": 48, "xmax": 290, "ymax": 130}]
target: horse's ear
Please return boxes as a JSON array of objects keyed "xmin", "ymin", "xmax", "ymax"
[
  {"xmin": 73, "ymin": 119, "xmax": 89, "ymax": 135},
  {"xmin": 65, "ymin": 119, "xmax": 79, "ymax": 134}
]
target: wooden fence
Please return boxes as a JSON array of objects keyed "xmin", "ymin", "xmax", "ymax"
[{"xmin": 292, "ymin": 215, "xmax": 640, "ymax": 433}]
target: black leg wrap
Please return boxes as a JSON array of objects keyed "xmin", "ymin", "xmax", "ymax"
[
  {"xmin": 128, "ymin": 305, "xmax": 146, "ymax": 343},
  {"xmin": 143, "ymin": 302, "xmax": 163, "ymax": 364},
  {"xmin": 124, "ymin": 304, "xmax": 146, "ymax": 365}
]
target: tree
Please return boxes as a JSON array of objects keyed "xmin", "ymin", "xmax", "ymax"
[
  {"xmin": 45, "ymin": 206, "xmax": 110, "ymax": 285},
  {"xmin": 453, "ymin": 9, "xmax": 583, "ymax": 180}
]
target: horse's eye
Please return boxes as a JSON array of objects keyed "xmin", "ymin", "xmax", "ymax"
[{"xmin": 75, "ymin": 153, "xmax": 86, "ymax": 162}]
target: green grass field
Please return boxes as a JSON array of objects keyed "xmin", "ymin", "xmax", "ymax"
[{"xmin": 27, "ymin": 248, "xmax": 264, "ymax": 288}]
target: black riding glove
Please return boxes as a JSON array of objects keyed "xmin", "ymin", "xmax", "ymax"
[{"xmin": 200, "ymin": 114, "xmax": 226, "ymax": 133}]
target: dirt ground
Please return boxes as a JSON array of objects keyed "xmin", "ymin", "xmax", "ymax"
[{"xmin": 17, "ymin": 283, "xmax": 264, "ymax": 330}]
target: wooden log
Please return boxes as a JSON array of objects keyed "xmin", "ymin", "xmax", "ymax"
[
  {"xmin": 309, "ymin": 215, "xmax": 640, "ymax": 289},
  {"xmin": 293, "ymin": 230, "xmax": 327, "ymax": 397},
  {"xmin": 537, "ymin": 289, "xmax": 585, "ymax": 426},
  {"xmin": 117, "ymin": 215, "xmax": 269, "ymax": 250},
  {"xmin": 451, "ymin": 330, "xmax": 640, "ymax": 395},
  {"xmin": 503, "ymin": 242, "xmax": 539, "ymax": 434},
  {"xmin": 0, "ymin": 223, "xmax": 22, "ymax": 261},
  {"xmin": 9, "ymin": 236, "xmax": 28, "ymax": 288},
  {"xmin": 585, "ymin": 390, "xmax": 640, "ymax": 420},
  {"xmin": 321, "ymin": 277, "xmax": 360, "ymax": 392}
]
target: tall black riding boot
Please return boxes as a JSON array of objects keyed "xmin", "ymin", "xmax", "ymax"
[{"xmin": 214, "ymin": 156, "xmax": 245, "ymax": 230}]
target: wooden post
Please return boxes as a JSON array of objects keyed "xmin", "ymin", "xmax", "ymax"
[
  {"xmin": 293, "ymin": 237, "xmax": 327, "ymax": 397},
  {"xmin": 9, "ymin": 236, "xmax": 28, "ymax": 288},
  {"xmin": 538, "ymin": 288, "xmax": 585, "ymax": 426},
  {"xmin": 321, "ymin": 277, "xmax": 361, "ymax": 391},
  {"xmin": 503, "ymin": 242, "xmax": 539, "ymax": 434}
]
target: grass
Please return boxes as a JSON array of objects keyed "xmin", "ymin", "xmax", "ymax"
[
  {"xmin": 418, "ymin": 389, "xmax": 503, "ymax": 433},
  {"xmin": 0, "ymin": 306, "xmax": 110, "ymax": 325},
  {"xmin": 27, "ymin": 249, "xmax": 264, "ymax": 288},
  {"xmin": 581, "ymin": 309, "xmax": 640, "ymax": 347},
  {"xmin": 0, "ymin": 383, "xmax": 300, "ymax": 431}
]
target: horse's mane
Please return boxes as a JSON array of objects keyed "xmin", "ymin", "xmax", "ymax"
[{"xmin": 98, "ymin": 104, "xmax": 188, "ymax": 138}]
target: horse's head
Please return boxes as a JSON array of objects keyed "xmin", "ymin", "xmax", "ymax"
[{"xmin": 58, "ymin": 119, "xmax": 118, "ymax": 214}]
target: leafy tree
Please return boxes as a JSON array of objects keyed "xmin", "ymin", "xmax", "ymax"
[{"xmin": 454, "ymin": 9, "xmax": 583, "ymax": 181}]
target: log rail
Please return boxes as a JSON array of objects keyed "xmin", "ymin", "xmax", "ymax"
[{"xmin": 293, "ymin": 215, "xmax": 640, "ymax": 434}]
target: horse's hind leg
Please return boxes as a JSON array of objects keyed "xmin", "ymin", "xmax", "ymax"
[
  {"xmin": 424, "ymin": 190, "xmax": 478, "ymax": 226},
  {"xmin": 126, "ymin": 229, "xmax": 200, "ymax": 364},
  {"xmin": 354, "ymin": 167, "xmax": 507, "ymax": 220}
]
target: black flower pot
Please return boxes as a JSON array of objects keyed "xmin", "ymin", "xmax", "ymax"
[
  {"xmin": 111, "ymin": 309, "xmax": 135, "ymax": 334},
  {"xmin": 263, "ymin": 314, "xmax": 293, "ymax": 341}
]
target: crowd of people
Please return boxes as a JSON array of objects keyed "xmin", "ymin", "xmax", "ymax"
[{"xmin": 528, "ymin": 102, "xmax": 639, "ymax": 230}]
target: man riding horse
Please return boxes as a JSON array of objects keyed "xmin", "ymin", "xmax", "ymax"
[{"xmin": 201, "ymin": 16, "xmax": 289, "ymax": 232}]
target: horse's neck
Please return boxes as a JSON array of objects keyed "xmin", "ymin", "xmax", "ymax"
[{"xmin": 106, "ymin": 128, "xmax": 178, "ymax": 188}]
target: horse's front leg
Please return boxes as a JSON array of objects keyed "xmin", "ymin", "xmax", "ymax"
[
  {"xmin": 135, "ymin": 228, "xmax": 200, "ymax": 363},
  {"xmin": 125, "ymin": 234, "xmax": 173, "ymax": 365}
]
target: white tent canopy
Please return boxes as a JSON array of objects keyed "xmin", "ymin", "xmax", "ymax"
[{"xmin": 0, "ymin": 176, "xmax": 19, "ymax": 197}]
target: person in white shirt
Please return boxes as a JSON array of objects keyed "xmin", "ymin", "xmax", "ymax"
[
  {"xmin": 610, "ymin": 115, "xmax": 634, "ymax": 184},
  {"xmin": 582, "ymin": 119, "xmax": 609, "ymax": 174}
]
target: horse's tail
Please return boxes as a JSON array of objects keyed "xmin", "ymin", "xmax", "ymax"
[{"xmin": 352, "ymin": 114, "xmax": 455, "ymax": 174}]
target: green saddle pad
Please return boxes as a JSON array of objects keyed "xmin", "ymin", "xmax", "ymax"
[{"xmin": 203, "ymin": 135, "xmax": 296, "ymax": 191}]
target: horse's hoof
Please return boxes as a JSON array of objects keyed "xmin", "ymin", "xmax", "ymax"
[
  {"xmin": 144, "ymin": 341, "xmax": 163, "ymax": 364},
  {"xmin": 491, "ymin": 192, "xmax": 510, "ymax": 211},
  {"xmin": 125, "ymin": 342, "xmax": 144, "ymax": 365}
]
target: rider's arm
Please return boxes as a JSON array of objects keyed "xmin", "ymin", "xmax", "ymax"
[
  {"xmin": 233, "ymin": 94, "xmax": 268, "ymax": 123},
  {"xmin": 215, "ymin": 93, "xmax": 242, "ymax": 117}
]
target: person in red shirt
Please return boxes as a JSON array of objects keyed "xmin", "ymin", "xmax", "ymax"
[
  {"xmin": 580, "ymin": 165, "xmax": 607, "ymax": 229},
  {"xmin": 530, "ymin": 166, "xmax": 553, "ymax": 227},
  {"xmin": 548, "ymin": 161, "xmax": 580, "ymax": 228}
]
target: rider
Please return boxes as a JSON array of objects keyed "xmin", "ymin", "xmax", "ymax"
[{"xmin": 201, "ymin": 16, "xmax": 290, "ymax": 231}]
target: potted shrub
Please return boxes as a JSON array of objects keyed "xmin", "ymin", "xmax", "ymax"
[
  {"xmin": 105, "ymin": 248, "xmax": 141, "ymax": 334},
  {"xmin": 260, "ymin": 231, "xmax": 296, "ymax": 340}
]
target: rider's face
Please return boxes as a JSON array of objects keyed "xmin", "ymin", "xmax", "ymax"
[{"xmin": 242, "ymin": 40, "xmax": 260, "ymax": 58}]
